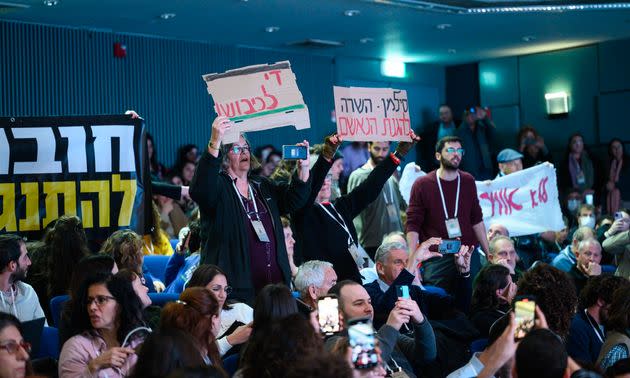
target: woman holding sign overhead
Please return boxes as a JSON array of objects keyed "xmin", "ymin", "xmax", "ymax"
[{"xmin": 189, "ymin": 116, "xmax": 311, "ymax": 303}]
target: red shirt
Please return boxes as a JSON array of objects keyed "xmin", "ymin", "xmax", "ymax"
[{"xmin": 406, "ymin": 170, "xmax": 483, "ymax": 247}]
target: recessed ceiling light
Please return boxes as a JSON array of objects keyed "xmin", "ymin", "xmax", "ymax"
[
  {"xmin": 360, "ymin": 37, "xmax": 374, "ymax": 44},
  {"xmin": 344, "ymin": 9, "xmax": 361, "ymax": 17},
  {"xmin": 448, "ymin": 49, "xmax": 457, "ymax": 54},
  {"xmin": 265, "ymin": 26, "xmax": 280, "ymax": 33},
  {"xmin": 436, "ymin": 23, "xmax": 452, "ymax": 30},
  {"xmin": 522, "ymin": 35, "xmax": 536, "ymax": 42},
  {"xmin": 43, "ymin": 0, "xmax": 59, "ymax": 6},
  {"xmin": 160, "ymin": 13, "xmax": 176, "ymax": 20}
]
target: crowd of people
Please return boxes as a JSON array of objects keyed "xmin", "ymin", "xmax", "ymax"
[{"xmin": 0, "ymin": 105, "xmax": 629, "ymax": 378}]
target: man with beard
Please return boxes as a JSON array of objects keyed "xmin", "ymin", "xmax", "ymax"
[
  {"xmin": 567, "ymin": 275, "xmax": 630, "ymax": 364},
  {"xmin": 0, "ymin": 234, "xmax": 46, "ymax": 323},
  {"xmin": 348, "ymin": 141, "xmax": 405, "ymax": 259},
  {"xmin": 406, "ymin": 136, "xmax": 489, "ymax": 294}
]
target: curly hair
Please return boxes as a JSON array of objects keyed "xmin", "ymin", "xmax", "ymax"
[
  {"xmin": 68, "ymin": 273, "xmax": 146, "ymax": 342},
  {"xmin": 100, "ymin": 229, "xmax": 143, "ymax": 275},
  {"xmin": 471, "ymin": 264, "xmax": 511, "ymax": 313},
  {"xmin": 516, "ymin": 263, "xmax": 577, "ymax": 339},
  {"xmin": 240, "ymin": 314, "xmax": 324, "ymax": 378},
  {"xmin": 579, "ymin": 275, "xmax": 630, "ymax": 309},
  {"xmin": 606, "ymin": 285, "xmax": 630, "ymax": 333}
]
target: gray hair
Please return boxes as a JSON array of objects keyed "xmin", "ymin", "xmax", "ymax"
[
  {"xmin": 488, "ymin": 235, "xmax": 514, "ymax": 257},
  {"xmin": 572, "ymin": 226, "xmax": 594, "ymax": 244},
  {"xmin": 382, "ymin": 232, "xmax": 407, "ymax": 247},
  {"xmin": 294, "ymin": 260, "xmax": 333, "ymax": 294},
  {"xmin": 577, "ymin": 237, "xmax": 601, "ymax": 254},
  {"xmin": 374, "ymin": 242, "xmax": 407, "ymax": 265}
]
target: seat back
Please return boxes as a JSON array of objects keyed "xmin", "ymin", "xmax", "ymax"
[{"xmin": 49, "ymin": 295, "xmax": 70, "ymax": 328}]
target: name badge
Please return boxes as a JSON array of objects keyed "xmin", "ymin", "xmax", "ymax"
[
  {"xmin": 386, "ymin": 203, "xmax": 399, "ymax": 221},
  {"xmin": 251, "ymin": 220, "xmax": 270, "ymax": 242},
  {"xmin": 576, "ymin": 171, "xmax": 586, "ymax": 185},
  {"xmin": 348, "ymin": 243, "xmax": 363, "ymax": 268},
  {"xmin": 445, "ymin": 218, "xmax": 462, "ymax": 238}
]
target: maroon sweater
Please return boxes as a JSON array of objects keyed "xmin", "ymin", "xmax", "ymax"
[{"xmin": 406, "ymin": 170, "xmax": 483, "ymax": 247}]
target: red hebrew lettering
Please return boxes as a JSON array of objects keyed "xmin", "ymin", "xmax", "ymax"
[
  {"xmin": 538, "ymin": 177, "xmax": 549, "ymax": 203},
  {"xmin": 261, "ymin": 85, "xmax": 278, "ymax": 109},
  {"xmin": 530, "ymin": 189, "xmax": 538, "ymax": 208},
  {"xmin": 338, "ymin": 116, "xmax": 351, "ymax": 136},
  {"xmin": 251, "ymin": 97, "xmax": 266, "ymax": 112},
  {"xmin": 240, "ymin": 99, "xmax": 256, "ymax": 114},
  {"xmin": 481, "ymin": 188, "xmax": 522, "ymax": 216},
  {"xmin": 264, "ymin": 70, "xmax": 283, "ymax": 86}
]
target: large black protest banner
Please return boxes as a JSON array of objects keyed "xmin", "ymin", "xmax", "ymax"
[{"xmin": 0, "ymin": 115, "xmax": 150, "ymax": 242}]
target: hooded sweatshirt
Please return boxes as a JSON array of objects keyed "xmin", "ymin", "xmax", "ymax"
[{"xmin": 0, "ymin": 281, "xmax": 47, "ymax": 324}]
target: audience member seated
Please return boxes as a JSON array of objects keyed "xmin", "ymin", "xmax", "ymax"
[
  {"xmin": 146, "ymin": 132, "xmax": 167, "ymax": 181},
  {"xmin": 280, "ymin": 217, "xmax": 299, "ymax": 279},
  {"xmin": 0, "ymin": 312, "xmax": 32, "ymax": 378},
  {"xmin": 552, "ymin": 226, "xmax": 595, "ymax": 273},
  {"xmin": 59, "ymin": 274, "xmax": 147, "ymax": 378},
  {"xmin": 516, "ymin": 263, "xmax": 578, "ymax": 340},
  {"xmin": 172, "ymin": 144, "xmax": 199, "ymax": 181},
  {"xmin": 160, "ymin": 287, "xmax": 223, "ymax": 369},
  {"xmin": 602, "ymin": 215, "xmax": 630, "ymax": 279},
  {"xmin": 129, "ymin": 329, "xmax": 207, "ymax": 378},
  {"xmin": 360, "ymin": 232, "xmax": 407, "ymax": 285},
  {"xmin": 189, "ymin": 117, "xmax": 311, "ymax": 303},
  {"xmin": 470, "ymin": 264, "xmax": 516, "ymax": 338},
  {"xmin": 0, "ymin": 235, "xmax": 46, "ymax": 323},
  {"xmin": 538, "ymin": 216, "xmax": 569, "ymax": 263},
  {"xmin": 293, "ymin": 260, "xmax": 338, "ymax": 310},
  {"xmin": 598, "ymin": 284, "xmax": 630, "ymax": 370},
  {"xmin": 569, "ymin": 238, "xmax": 604, "ymax": 295},
  {"xmin": 284, "ymin": 347, "xmax": 357, "ymax": 378},
  {"xmin": 567, "ymin": 275, "xmax": 630, "ymax": 365},
  {"xmin": 59, "ymin": 255, "xmax": 119, "ymax": 346},
  {"xmin": 26, "ymin": 215, "xmax": 90, "ymax": 323},
  {"xmin": 517, "ymin": 125, "xmax": 553, "ymax": 169},
  {"xmin": 164, "ymin": 220, "xmax": 202, "ymax": 294},
  {"xmin": 570, "ymin": 204, "xmax": 597, "ymax": 239},
  {"xmin": 238, "ymin": 314, "xmax": 325, "ymax": 378},
  {"xmin": 155, "ymin": 193, "xmax": 188, "ymax": 239},
  {"xmin": 187, "ymin": 265, "xmax": 253, "ymax": 357},
  {"xmin": 486, "ymin": 235, "xmax": 523, "ymax": 281},
  {"xmin": 559, "ymin": 133, "xmax": 599, "ymax": 199},
  {"xmin": 564, "ymin": 189, "xmax": 584, "ymax": 229},
  {"xmin": 115, "ymin": 269, "xmax": 159, "ymax": 329},
  {"xmin": 606, "ymin": 138, "xmax": 630, "ymax": 214},
  {"xmin": 143, "ymin": 202, "xmax": 175, "ymax": 256},
  {"xmin": 328, "ymin": 280, "xmax": 437, "ymax": 378},
  {"xmin": 101, "ymin": 229, "xmax": 164, "ymax": 293},
  {"xmin": 514, "ymin": 328, "xmax": 570, "ymax": 378},
  {"xmin": 477, "ymin": 223, "xmax": 510, "ymax": 268},
  {"xmin": 604, "ymin": 358, "xmax": 630, "ymax": 378}
]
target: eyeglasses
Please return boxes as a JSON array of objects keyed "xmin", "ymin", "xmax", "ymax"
[
  {"xmin": 444, "ymin": 147, "xmax": 465, "ymax": 155},
  {"xmin": 209, "ymin": 285, "xmax": 232, "ymax": 295},
  {"xmin": 230, "ymin": 145, "xmax": 250, "ymax": 155},
  {"xmin": 0, "ymin": 340, "xmax": 31, "ymax": 354},
  {"xmin": 86, "ymin": 295, "xmax": 116, "ymax": 307}
]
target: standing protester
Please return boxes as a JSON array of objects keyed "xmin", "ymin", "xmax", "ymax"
[
  {"xmin": 406, "ymin": 136, "xmax": 488, "ymax": 293},
  {"xmin": 292, "ymin": 132, "xmax": 420, "ymax": 283},
  {"xmin": 189, "ymin": 116, "xmax": 311, "ymax": 303},
  {"xmin": 348, "ymin": 141, "xmax": 406, "ymax": 259}
]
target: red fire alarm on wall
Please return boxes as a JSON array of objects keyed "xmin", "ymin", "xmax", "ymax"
[{"xmin": 113, "ymin": 42, "xmax": 127, "ymax": 58}]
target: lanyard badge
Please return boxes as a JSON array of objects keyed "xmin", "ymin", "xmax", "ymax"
[
  {"xmin": 437, "ymin": 170, "xmax": 462, "ymax": 238},
  {"xmin": 233, "ymin": 182, "xmax": 270, "ymax": 243}
]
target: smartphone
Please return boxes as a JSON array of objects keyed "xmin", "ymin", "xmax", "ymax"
[
  {"xmin": 317, "ymin": 295, "xmax": 341, "ymax": 335},
  {"xmin": 585, "ymin": 193, "xmax": 594, "ymax": 205},
  {"xmin": 348, "ymin": 317, "xmax": 379, "ymax": 370},
  {"xmin": 438, "ymin": 239, "xmax": 461, "ymax": 254},
  {"xmin": 396, "ymin": 285, "xmax": 410, "ymax": 299},
  {"xmin": 469, "ymin": 107, "xmax": 476, "ymax": 113},
  {"xmin": 615, "ymin": 212, "xmax": 623, "ymax": 221},
  {"xmin": 514, "ymin": 296, "xmax": 536, "ymax": 341},
  {"xmin": 282, "ymin": 145, "xmax": 307, "ymax": 160}
]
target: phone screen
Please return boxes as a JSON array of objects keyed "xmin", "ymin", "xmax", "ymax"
[
  {"xmin": 317, "ymin": 296, "xmax": 340, "ymax": 335},
  {"xmin": 439, "ymin": 239, "xmax": 461, "ymax": 254},
  {"xmin": 348, "ymin": 319, "xmax": 378, "ymax": 370},
  {"xmin": 514, "ymin": 297, "xmax": 536, "ymax": 340},
  {"xmin": 396, "ymin": 285, "xmax": 410, "ymax": 299},
  {"xmin": 282, "ymin": 145, "xmax": 307, "ymax": 160}
]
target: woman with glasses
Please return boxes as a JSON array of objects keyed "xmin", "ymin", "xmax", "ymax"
[
  {"xmin": 187, "ymin": 264, "xmax": 253, "ymax": 357},
  {"xmin": 189, "ymin": 116, "xmax": 311, "ymax": 303},
  {"xmin": 59, "ymin": 274, "xmax": 146, "ymax": 378},
  {"xmin": 0, "ymin": 312, "xmax": 31, "ymax": 378}
]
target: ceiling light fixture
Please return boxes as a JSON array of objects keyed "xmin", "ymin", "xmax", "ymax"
[
  {"xmin": 344, "ymin": 9, "xmax": 361, "ymax": 16},
  {"xmin": 467, "ymin": 3, "xmax": 630, "ymax": 13},
  {"xmin": 43, "ymin": 0, "xmax": 59, "ymax": 6},
  {"xmin": 159, "ymin": 13, "xmax": 176, "ymax": 20},
  {"xmin": 360, "ymin": 37, "xmax": 374, "ymax": 44},
  {"xmin": 265, "ymin": 26, "xmax": 280, "ymax": 33},
  {"xmin": 436, "ymin": 23, "xmax": 451, "ymax": 30},
  {"xmin": 522, "ymin": 35, "xmax": 536, "ymax": 42}
]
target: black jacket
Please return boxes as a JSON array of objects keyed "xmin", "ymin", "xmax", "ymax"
[
  {"xmin": 292, "ymin": 154, "xmax": 399, "ymax": 283},
  {"xmin": 190, "ymin": 151, "xmax": 311, "ymax": 303}
]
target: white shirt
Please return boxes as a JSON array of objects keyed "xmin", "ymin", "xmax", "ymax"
[
  {"xmin": 0, "ymin": 281, "xmax": 47, "ymax": 324},
  {"xmin": 216, "ymin": 302, "xmax": 253, "ymax": 356}
]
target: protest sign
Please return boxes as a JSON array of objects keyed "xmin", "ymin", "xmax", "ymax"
[
  {"xmin": 0, "ymin": 115, "xmax": 150, "ymax": 241},
  {"xmin": 203, "ymin": 61, "xmax": 310, "ymax": 144},
  {"xmin": 475, "ymin": 163, "xmax": 564, "ymax": 237},
  {"xmin": 333, "ymin": 86, "xmax": 411, "ymax": 142}
]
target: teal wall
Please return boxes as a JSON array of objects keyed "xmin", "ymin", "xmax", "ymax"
[{"xmin": 0, "ymin": 20, "xmax": 445, "ymax": 167}]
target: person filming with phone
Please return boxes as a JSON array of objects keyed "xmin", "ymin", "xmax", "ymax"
[{"xmin": 189, "ymin": 116, "xmax": 312, "ymax": 303}]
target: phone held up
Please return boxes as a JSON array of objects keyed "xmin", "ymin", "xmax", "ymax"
[
  {"xmin": 282, "ymin": 144, "xmax": 308, "ymax": 160},
  {"xmin": 438, "ymin": 239, "xmax": 461, "ymax": 254},
  {"xmin": 348, "ymin": 317, "xmax": 379, "ymax": 370},
  {"xmin": 317, "ymin": 295, "xmax": 341, "ymax": 335},
  {"xmin": 514, "ymin": 295, "xmax": 536, "ymax": 341},
  {"xmin": 396, "ymin": 285, "xmax": 410, "ymax": 300}
]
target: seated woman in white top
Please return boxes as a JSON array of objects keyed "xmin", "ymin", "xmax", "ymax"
[{"xmin": 187, "ymin": 265, "xmax": 253, "ymax": 356}]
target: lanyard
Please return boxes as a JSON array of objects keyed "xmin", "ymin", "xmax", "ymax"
[
  {"xmin": 436, "ymin": 169, "xmax": 460, "ymax": 219},
  {"xmin": 383, "ymin": 180, "xmax": 395, "ymax": 205},
  {"xmin": 385, "ymin": 357, "xmax": 402, "ymax": 374},
  {"xmin": 318, "ymin": 203, "xmax": 355, "ymax": 245},
  {"xmin": 584, "ymin": 309, "xmax": 604, "ymax": 343},
  {"xmin": 232, "ymin": 181, "xmax": 259, "ymax": 221}
]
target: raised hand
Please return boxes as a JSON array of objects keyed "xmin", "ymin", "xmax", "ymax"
[
  {"xmin": 395, "ymin": 131, "xmax": 421, "ymax": 158},
  {"xmin": 209, "ymin": 116, "xmax": 232, "ymax": 152},
  {"xmin": 322, "ymin": 134, "xmax": 343, "ymax": 161},
  {"xmin": 454, "ymin": 245, "xmax": 472, "ymax": 274}
]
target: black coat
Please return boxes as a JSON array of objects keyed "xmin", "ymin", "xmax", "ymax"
[{"xmin": 190, "ymin": 151, "xmax": 311, "ymax": 303}]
